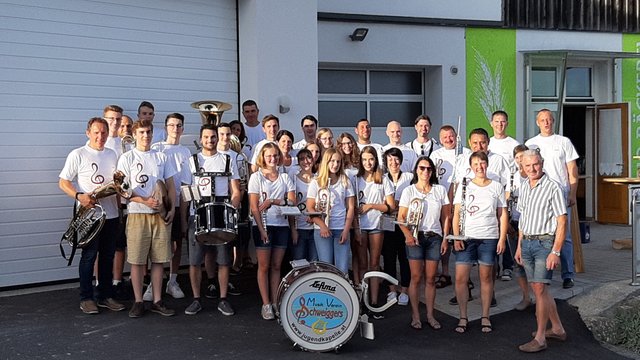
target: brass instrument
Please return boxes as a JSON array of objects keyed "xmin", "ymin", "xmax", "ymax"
[
  {"xmin": 191, "ymin": 100, "xmax": 232, "ymax": 126},
  {"xmin": 62, "ymin": 171, "xmax": 131, "ymax": 248},
  {"xmin": 231, "ymin": 135, "xmax": 249, "ymax": 190},
  {"xmin": 121, "ymin": 135, "xmax": 135, "ymax": 154},
  {"xmin": 317, "ymin": 188, "xmax": 331, "ymax": 228},
  {"xmin": 446, "ymin": 177, "xmax": 469, "ymax": 242},
  {"xmin": 394, "ymin": 198, "xmax": 424, "ymax": 244}
]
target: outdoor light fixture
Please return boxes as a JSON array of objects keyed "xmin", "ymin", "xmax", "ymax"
[{"xmin": 349, "ymin": 28, "xmax": 369, "ymax": 41}]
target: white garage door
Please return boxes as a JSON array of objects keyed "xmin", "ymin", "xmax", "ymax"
[{"xmin": 0, "ymin": 0, "xmax": 238, "ymax": 287}]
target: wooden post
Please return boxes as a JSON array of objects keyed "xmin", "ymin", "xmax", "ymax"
[{"xmin": 570, "ymin": 205, "xmax": 584, "ymax": 273}]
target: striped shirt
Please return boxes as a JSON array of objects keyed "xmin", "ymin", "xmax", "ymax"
[{"xmin": 517, "ymin": 173, "xmax": 567, "ymax": 236}]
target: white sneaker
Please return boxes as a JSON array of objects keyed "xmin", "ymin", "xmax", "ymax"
[
  {"xmin": 261, "ymin": 304, "xmax": 274, "ymax": 320},
  {"xmin": 386, "ymin": 291, "xmax": 397, "ymax": 302},
  {"xmin": 397, "ymin": 293, "xmax": 409, "ymax": 306},
  {"xmin": 143, "ymin": 284, "xmax": 153, "ymax": 302},
  {"xmin": 166, "ymin": 281, "xmax": 185, "ymax": 299}
]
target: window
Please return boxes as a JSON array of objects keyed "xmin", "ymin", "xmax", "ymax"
[
  {"xmin": 531, "ymin": 67, "xmax": 557, "ymax": 98},
  {"xmin": 318, "ymin": 69, "xmax": 424, "ymax": 127},
  {"xmin": 566, "ymin": 67, "xmax": 591, "ymax": 98}
]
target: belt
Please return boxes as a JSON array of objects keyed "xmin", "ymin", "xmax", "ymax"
[
  {"xmin": 523, "ymin": 234, "xmax": 554, "ymax": 241},
  {"xmin": 418, "ymin": 231, "xmax": 440, "ymax": 238}
]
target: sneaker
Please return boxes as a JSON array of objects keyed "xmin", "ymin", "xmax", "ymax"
[
  {"xmin": 229, "ymin": 267, "xmax": 242, "ymax": 276},
  {"xmin": 227, "ymin": 282, "xmax": 242, "ymax": 296},
  {"xmin": 501, "ymin": 269, "xmax": 513, "ymax": 281},
  {"xmin": 97, "ymin": 298, "xmax": 125, "ymax": 312},
  {"xmin": 562, "ymin": 279, "xmax": 574, "ymax": 289},
  {"xmin": 80, "ymin": 300, "xmax": 99, "ymax": 315},
  {"xmin": 150, "ymin": 301, "xmax": 175, "ymax": 317},
  {"xmin": 128, "ymin": 301, "xmax": 145, "ymax": 318},
  {"xmin": 205, "ymin": 283, "xmax": 218, "ymax": 299},
  {"xmin": 372, "ymin": 311, "xmax": 385, "ymax": 320},
  {"xmin": 185, "ymin": 300, "xmax": 202, "ymax": 315},
  {"xmin": 261, "ymin": 304, "xmax": 274, "ymax": 320},
  {"xmin": 113, "ymin": 282, "xmax": 130, "ymax": 301},
  {"xmin": 397, "ymin": 292, "xmax": 409, "ymax": 306},
  {"xmin": 218, "ymin": 299, "xmax": 235, "ymax": 316},
  {"xmin": 166, "ymin": 281, "xmax": 185, "ymax": 299},
  {"xmin": 143, "ymin": 283, "xmax": 153, "ymax": 302},
  {"xmin": 386, "ymin": 291, "xmax": 397, "ymax": 302}
]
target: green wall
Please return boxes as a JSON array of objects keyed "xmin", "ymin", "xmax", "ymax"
[{"xmin": 622, "ymin": 34, "xmax": 640, "ymax": 177}]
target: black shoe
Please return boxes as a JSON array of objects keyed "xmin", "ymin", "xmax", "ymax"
[
  {"xmin": 562, "ymin": 279, "xmax": 574, "ymax": 289},
  {"xmin": 449, "ymin": 289, "xmax": 474, "ymax": 305},
  {"xmin": 205, "ymin": 283, "xmax": 218, "ymax": 299},
  {"xmin": 113, "ymin": 282, "xmax": 130, "ymax": 301},
  {"xmin": 229, "ymin": 268, "xmax": 242, "ymax": 276},
  {"xmin": 227, "ymin": 282, "xmax": 242, "ymax": 296},
  {"xmin": 490, "ymin": 297, "xmax": 497, "ymax": 308}
]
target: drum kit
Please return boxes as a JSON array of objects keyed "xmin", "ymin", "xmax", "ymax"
[{"xmin": 188, "ymin": 100, "xmax": 400, "ymax": 352}]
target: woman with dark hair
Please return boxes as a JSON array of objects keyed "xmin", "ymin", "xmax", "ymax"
[
  {"xmin": 381, "ymin": 147, "xmax": 414, "ymax": 306},
  {"xmin": 276, "ymin": 129, "xmax": 297, "ymax": 178},
  {"xmin": 451, "ymin": 151, "xmax": 508, "ymax": 334},
  {"xmin": 229, "ymin": 120, "xmax": 252, "ymax": 162},
  {"xmin": 397, "ymin": 156, "xmax": 450, "ymax": 330}
]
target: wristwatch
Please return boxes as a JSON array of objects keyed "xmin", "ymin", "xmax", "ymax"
[{"xmin": 551, "ymin": 250, "xmax": 561, "ymax": 257}]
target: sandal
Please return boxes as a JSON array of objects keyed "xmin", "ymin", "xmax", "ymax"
[
  {"xmin": 435, "ymin": 274, "xmax": 452, "ymax": 289},
  {"xmin": 426, "ymin": 317, "xmax": 441, "ymax": 330},
  {"xmin": 455, "ymin": 317, "xmax": 468, "ymax": 334},
  {"xmin": 410, "ymin": 319, "xmax": 422, "ymax": 330},
  {"xmin": 481, "ymin": 317, "xmax": 493, "ymax": 333}
]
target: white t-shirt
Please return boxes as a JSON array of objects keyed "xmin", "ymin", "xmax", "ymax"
[
  {"xmin": 452, "ymin": 152, "xmax": 510, "ymax": 189},
  {"xmin": 293, "ymin": 139, "xmax": 312, "ymax": 150},
  {"xmin": 152, "ymin": 142, "xmax": 192, "ymax": 203},
  {"xmin": 406, "ymin": 138, "xmax": 441, "ymax": 157},
  {"xmin": 489, "ymin": 136, "xmax": 520, "ymax": 168},
  {"xmin": 355, "ymin": 176, "xmax": 395, "ymax": 230},
  {"xmin": 294, "ymin": 174, "xmax": 314, "ymax": 230},
  {"xmin": 189, "ymin": 152, "xmax": 239, "ymax": 197},
  {"xmin": 453, "ymin": 180, "xmax": 506, "ymax": 239},
  {"xmin": 399, "ymin": 184, "xmax": 449, "ymax": 235},
  {"xmin": 117, "ymin": 148, "xmax": 177, "ymax": 214},
  {"xmin": 105, "ymin": 136, "xmax": 123, "ymax": 158},
  {"xmin": 431, "ymin": 146, "xmax": 472, "ymax": 192},
  {"xmin": 59, "ymin": 145, "xmax": 119, "ymax": 219},
  {"xmin": 525, "ymin": 134, "xmax": 579, "ymax": 193},
  {"xmin": 307, "ymin": 176, "xmax": 355, "ymax": 230},
  {"xmin": 386, "ymin": 172, "xmax": 414, "ymax": 201},
  {"xmin": 250, "ymin": 139, "xmax": 276, "ymax": 165},
  {"xmin": 382, "ymin": 143, "xmax": 418, "ymax": 173},
  {"xmin": 357, "ymin": 142, "xmax": 384, "ymax": 165},
  {"xmin": 244, "ymin": 123, "xmax": 266, "ymax": 152},
  {"xmin": 248, "ymin": 171, "xmax": 295, "ymax": 227}
]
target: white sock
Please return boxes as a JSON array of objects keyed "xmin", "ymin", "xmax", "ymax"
[
  {"xmin": 113, "ymin": 279, "xmax": 121, "ymax": 286},
  {"xmin": 170, "ymin": 273, "xmax": 177, "ymax": 283}
]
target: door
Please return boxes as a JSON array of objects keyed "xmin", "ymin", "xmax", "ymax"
[{"xmin": 596, "ymin": 103, "xmax": 629, "ymax": 224}]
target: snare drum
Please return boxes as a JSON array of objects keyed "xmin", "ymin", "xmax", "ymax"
[
  {"xmin": 276, "ymin": 261, "xmax": 360, "ymax": 352},
  {"xmin": 194, "ymin": 202, "xmax": 238, "ymax": 245}
]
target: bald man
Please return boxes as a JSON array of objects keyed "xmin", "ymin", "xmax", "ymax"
[{"xmin": 382, "ymin": 121, "xmax": 418, "ymax": 172}]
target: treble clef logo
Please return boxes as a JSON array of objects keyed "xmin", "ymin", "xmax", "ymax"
[
  {"xmin": 358, "ymin": 190, "xmax": 364, "ymax": 207},
  {"xmin": 296, "ymin": 191, "xmax": 306, "ymax": 211},
  {"xmin": 294, "ymin": 296, "xmax": 309, "ymax": 322},
  {"xmin": 436, "ymin": 159, "xmax": 445, "ymax": 179},
  {"xmin": 261, "ymin": 191, "xmax": 268, "ymax": 202},
  {"xmin": 90, "ymin": 163, "xmax": 104, "ymax": 185},
  {"xmin": 135, "ymin": 163, "xmax": 149, "ymax": 188},
  {"xmin": 466, "ymin": 194, "xmax": 479, "ymax": 215}
]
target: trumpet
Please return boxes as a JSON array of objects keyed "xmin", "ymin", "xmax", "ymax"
[
  {"xmin": 394, "ymin": 198, "xmax": 424, "ymax": 244},
  {"xmin": 62, "ymin": 171, "xmax": 131, "ymax": 248},
  {"xmin": 317, "ymin": 188, "xmax": 331, "ymax": 228}
]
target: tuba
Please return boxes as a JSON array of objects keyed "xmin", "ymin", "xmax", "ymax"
[
  {"xmin": 395, "ymin": 198, "xmax": 424, "ymax": 244},
  {"xmin": 62, "ymin": 171, "xmax": 132, "ymax": 248},
  {"xmin": 191, "ymin": 100, "xmax": 232, "ymax": 126}
]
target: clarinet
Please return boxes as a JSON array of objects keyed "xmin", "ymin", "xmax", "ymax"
[
  {"xmin": 259, "ymin": 174, "xmax": 268, "ymax": 242},
  {"xmin": 507, "ymin": 166, "xmax": 516, "ymax": 219},
  {"xmin": 354, "ymin": 176, "xmax": 362, "ymax": 236},
  {"xmin": 447, "ymin": 177, "xmax": 468, "ymax": 242}
]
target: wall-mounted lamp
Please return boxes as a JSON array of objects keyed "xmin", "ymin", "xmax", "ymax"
[
  {"xmin": 277, "ymin": 95, "xmax": 290, "ymax": 114},
  {"xmin": 349, "ymin": 28, "xmax": 369, "ymax": 41}
]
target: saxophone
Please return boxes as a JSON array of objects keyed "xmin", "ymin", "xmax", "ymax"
[{"xmin": 62, "ymin": 171, "xmax": 131, "ymax": 247}]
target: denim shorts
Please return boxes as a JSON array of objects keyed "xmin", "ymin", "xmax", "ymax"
[
  {"xmin": 453, "ymin": 238, "xmax": 498, "ymax": 266},
  {"xmin": 406, "ymin": 233, "xmax": 442, "ymax": 261},
  {"xmin": 361, "ymin": 229, "xmax": 382, "ymax": 235},
  {"xmin": 520, "ymin": 239, "xmax": 554, "ymax": 284},
  {"xmin": 252, "ymin": 225, "xmax": 289, "ymax": 250}
]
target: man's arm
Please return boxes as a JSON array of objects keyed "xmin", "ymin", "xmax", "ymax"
[
  {"xmin": 567, "ymin": 160, "xmax": 579, "ymax": 207},
  {"xmin": 59, "ymin": 178, "xmax": 95, "ymax": 208}
]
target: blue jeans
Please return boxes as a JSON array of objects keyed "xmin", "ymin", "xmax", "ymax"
[
  {"xmin": 520, "ymin": 239, "xmax": 554, "ymax": 284},
  {"xmin": 561, "ymin": 207, "xmax": 575, "ymax": 280},
  {"xmin": 314, "ymin": 229, "xmax": 350, "ymax": 274},
  {"xmin": 292, "ymin": 229, "xmax": 318, "ymax": 261},
  {"xmin": 79, "ymin": 218, "xmax": 118, "ymax": 301}
]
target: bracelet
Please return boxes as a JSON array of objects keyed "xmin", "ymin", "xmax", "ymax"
[{"xmin": 75, "ymin": 192, "xmax": 84, "ymax": 200}]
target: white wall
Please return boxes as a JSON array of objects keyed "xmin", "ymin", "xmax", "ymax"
[
  {"xmin": 318, "ymin": 21, "xmax": 466, "ymax": 144},
  {"xmin": 319, "ymin": 0, "xmax": 502, "ymax": 22},
  {"xmin": 238, "ymin": 0, "xmax": 318, "ymax": 143},
  {"xmin": 0, "ymin": 0, "xmax": 237, "ymax": 287}
]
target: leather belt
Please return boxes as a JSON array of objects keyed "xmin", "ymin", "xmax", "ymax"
[{"xmin": 523, "ymin": 234, "xmax": 554, "ymax": 241}]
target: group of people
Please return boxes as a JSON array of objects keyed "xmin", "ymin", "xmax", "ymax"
[{"xmin": 60, "ymin": 99, "xmax": 578, "ymax": 353}]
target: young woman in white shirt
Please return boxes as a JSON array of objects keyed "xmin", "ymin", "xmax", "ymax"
[
  {"xmin": 248, "ymin": 143, "xmax": 296, "ymax": 320},
  {"xmin": 276, "ymin": 129, "xmax": 298, "ymax": 178},
  {"xmin": 451, "ymin": 151, "xmax": 508, "ymax": 334},
  {"xmin": 397, "ymin": 156, "xmax": 450, "ymax": 330},
  {"xmin": 291, "ymin": 149, "xmax": 317, "ymax": 261},
  {"xmin": 354, "ymin": 146, "xmax": 395, "ymax": 315},
  {"xmin": 381, "ymin": 147, "xmax": 414, "ymax": 306},
  {"xmin": 306, "ymin": 148, "xmax": 355, "ymax": 274},
  {"xmin": 337, "ymin": 132, "xmax": 362, "ymax": 282}
]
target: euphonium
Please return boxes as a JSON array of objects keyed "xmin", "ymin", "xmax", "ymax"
[
  {"xmin": 231, "ymin": 135, "xmax": 249, "ymax": 189},
  {"xmin": 62, "ymin": 171, "xmax": 132, "ymax": 247},
  {"xmin": 317, "ymin": 188, "xmax": 331, "ymax": 228},
  {"xmin": 394, "ymin": 198, "xmax": 423, "ymax": 243}
]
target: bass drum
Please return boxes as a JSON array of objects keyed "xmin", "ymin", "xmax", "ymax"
[{"xmin": 276, "ymin": 261, "xmax": 360, "ymax": 352}]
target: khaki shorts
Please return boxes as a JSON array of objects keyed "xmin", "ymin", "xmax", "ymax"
[{"xmin": 126, "ymin": 213, "xmax": 171, "ymax": 265}]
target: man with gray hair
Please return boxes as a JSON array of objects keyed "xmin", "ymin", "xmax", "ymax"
[{"xmin": 515, "ymin": 150, "xmax": 567, "ymax": 352}]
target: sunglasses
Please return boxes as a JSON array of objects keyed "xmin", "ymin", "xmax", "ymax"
[{"xmin": 418, "ymin": 166, "xmax": 432, "ymax": 172}]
